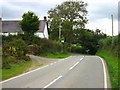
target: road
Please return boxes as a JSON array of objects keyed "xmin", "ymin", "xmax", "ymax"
[{"xmin": 1, "ymin": 55, "xmax": 110, "ymax": 88}]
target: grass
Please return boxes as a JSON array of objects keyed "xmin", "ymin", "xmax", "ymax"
[
  {"xmin": 45, "ymin": 53, "xmax": 70, "ymax": 59},
  {"xmin": 96, "ymin": 50, "xmax": 119, "ymax": 89},
  {"xmin": 2, "ymin": 60, "xmax": 32, "ymax": 80}
]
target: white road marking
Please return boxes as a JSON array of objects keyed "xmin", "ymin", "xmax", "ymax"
[
  {"xmin": 1, "ymin": 56, "xmax": 72, "ymax": 84},
  {"xmin": 54, "ymin": 62, "xmax": 56, "ymax": 64},
  {"xmin": 98, "ymin": 56, "xmax": 107, "ymax": 89},
  {"xmin": 69, "ymin": 62, "xmax": 79, "ymax": 70},
  {"xmin": 50, "ymin": 63, "xmax": 53, "ymax": 65},
  {"xmin": 0, "ymin": 64, "xmax": 49, "ymax": 84},
  {"xmin": 42, "ymin": 75, "xmax": 62, "ymax": 89},
  {"xmin": 80, "ymin": 56, "xmax": 84, "ymax": 61},
  {"xmin": 60, "ymin": 56, "xmax": 73, "ymax": 61}
]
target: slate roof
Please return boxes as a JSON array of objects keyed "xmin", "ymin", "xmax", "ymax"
[{"xmin": 1, "ymin": 20, "xmax": 47, "ymax": 33}]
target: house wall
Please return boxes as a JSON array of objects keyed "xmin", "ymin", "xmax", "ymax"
[
  {"xmin": 43, "ymin": 23, "xmax": 49, "ymax": 39},
  {"xmin": 34, "ymin": 32, "xmax": 44, "ymax": 38},
  {"xmin": 1, "ymin": 20, "xmax": 49, "ymax": 39},
  {"xmin": 2, "ymin": 32, "xmax": 18, "ymax": 36}
]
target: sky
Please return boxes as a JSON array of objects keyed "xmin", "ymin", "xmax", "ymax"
[{"xmin": 0, "ymin": 0, "xmax": 119, "ymax": 36}]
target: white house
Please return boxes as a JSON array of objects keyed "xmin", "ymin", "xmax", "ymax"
[{"xmin": 0, "ymin": 17, "xmax": 49, "ymax": 39}]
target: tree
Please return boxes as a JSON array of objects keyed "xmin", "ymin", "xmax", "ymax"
[
  {"xmin": 48, "ymin": 1, "xmax": 88, "ymax": 43},
  {"xmin": 19, "ymin": 11, "xmax": 40, "ymax": 36}
]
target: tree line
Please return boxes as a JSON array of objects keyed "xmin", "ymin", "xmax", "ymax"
[
  {"xmin": 47, "ymin": 1, "xmax": 107, "ymax": 55},
  {"xmin": 3, "ymin": 0, "xmax": 119, "ymax": 69}
]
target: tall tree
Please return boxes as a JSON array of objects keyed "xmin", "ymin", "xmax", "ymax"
[
  {"xmin": 48, "ymin": 1, "xmax": 88, "ymax": 43},
  {"xmin": 20, "ymin": 11, "xmax": 40, "ymax": 36}
]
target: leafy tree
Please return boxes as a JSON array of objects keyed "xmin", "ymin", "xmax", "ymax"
[
  {"xmin": 49, "ymin": 18, "xmax": 61, "ymax": 41},
  {"xmin": 48, "ymin": 1, "xmax": 88, "ymax": 43},
  {"xmin": 19, "ymin": 11, "xmax": 40, "ymax": 36}
]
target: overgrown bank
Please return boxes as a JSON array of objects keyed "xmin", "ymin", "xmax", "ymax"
[
  {"xmin": 2, "ymin": 34, "xmax": 66, "ymax": 80},
  {"xmin": 96, "ymin": 50, "xmax": 119, "ymax": 89},
  {"xmin": 96, "ymin": 35, "xmax": 120, "ymax": 89}
]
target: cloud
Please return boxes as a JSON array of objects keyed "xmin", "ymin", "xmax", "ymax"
[
  {"xmin": 86, "ymin": 18, "xmax": 118, "ymax": 36},
  {"xmin": 84, "ymin": 0, "xmax": 119, "ymax": 35},
  {"xmin": 1, "ymin": 0, "xmax": 119, "ymax": 35},
  {"xmin": 86, "ymin": 0, "xmax": 118, "ymax": 21},
  {"xmin": 2, "ymin": 1, "xmax": 54, "ymax": 20}
]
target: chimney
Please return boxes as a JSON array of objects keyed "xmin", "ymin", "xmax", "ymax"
[{"xmin": 44, "ymin": 16, "xmax": 47, "ymax": 21}]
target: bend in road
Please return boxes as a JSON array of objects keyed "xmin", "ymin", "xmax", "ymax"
[{"xmin": 1, "ymin": 55, "xmax": 110, "ymax": 88}]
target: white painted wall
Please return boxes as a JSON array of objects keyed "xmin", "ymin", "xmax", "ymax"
[
  {"xmin": 43, "ymin": 23, "xmax": 49, "ymax": 39},
  {"xmin": 34, "ymin": 32, "xmax": 44, "ymax": 38}
]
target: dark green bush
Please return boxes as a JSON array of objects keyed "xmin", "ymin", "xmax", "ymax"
[
  {"xmin": 27, "ymin": 44, "xmax": 38, "ymax": 55},
  {"xmin": 37, "ymin": 38, "xmax": 62, "ymax": 55},
  {"xmin": 2, "ymin": 56, "xmax": 11, "ymax": 69},
  {"xmin": 6, "ymin": 56, "xmax": 16, "ymax": 63},
  {"xmin": 71, "ymin": 45, "xmax": 86, "ymax": 54},
  {"xmin": 18, "ymin": 56, "xmax": 31, "ymax": 61},
  {"xmin": 98, "ymin": 35, "xmax": 119, "ymax": 58}
]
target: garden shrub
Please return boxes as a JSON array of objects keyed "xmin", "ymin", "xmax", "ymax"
[
  {"xmin": 6, "ymin": 56, "xmax": 16, "ymax": 63},
  {"xmin": 2, "ymin": 56, "xmax": 11, "ymax": 69},
  {"xmin": 17, "ymin": 56, "xmax": 31, "ymax": 61}
]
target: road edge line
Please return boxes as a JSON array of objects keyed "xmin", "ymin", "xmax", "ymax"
[
  {"xmin": 98, "ymin": 56, "xmax": 107, "ymax": 89},
  {"xmin": 1, "ymin": 56, "xmax": 72, "ymax": 84}
]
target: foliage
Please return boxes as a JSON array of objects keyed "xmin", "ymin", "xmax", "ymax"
[
  {"xmin": 97, "ymin": 34, "xmax": 119, "ymax": 89},
  {"xmin": 17, "ymin": 56, "xmax": 31, "ymax": 61},
  {"xmin": 27, "ymin": 44, "xmax": 38, "ymax": 55},
  {"xmin": 98, "ymin": 35, "xmax": 119, "ymax": 58},
  {"xmin": 3, "ymin": 37, "xmax": 27, "ymax": 57},
  {"xmin": 2, "ymin": 56, "xmax": 11, "ymax": 69},
  {"xmin": 71, "ymin": 44, "xmax": 85, "ymax": 54},
  {"xmin": 36, "ymin": 39, "xmax": 62, "ymax": 55},
  {"xmin": 19, "ymin": 11, "xmax": 40, "ymax": 36},
  {"xmin": 2, "ymin": 36, "xmax": 29, "ymax": 69},
  {"xmin": 45, "ymin": 52, "xmax": 69, "ymax": 58},
  {"xmin": 96, "ymin": 50, "xmax": 119, "ymax": 89},
  {"xmin": 2, "ymin": 60, "xmax": 32, "ymax": 80},
  {"xmin": 71, "ymin": 29, "xmax": 106, "ymax": 55},
  {"xmin": 47, "ymin": 1, "xmax": 108, "ymax": 55},
  {"xmin": 48, "ymin": 1, "xmax": 88, "ymax": 43}
]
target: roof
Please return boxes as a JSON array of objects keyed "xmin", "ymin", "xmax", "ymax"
[
  {"xmin": 39, "ymin": 20, "xmax": 45, "ymax": 33},
  {"xmin": 1, "ymin": 20, "xmax": 47, "ymax": 33},
  {"xmin": 2, "ymin": 21, "xmax": 22, "ymax": 33}
]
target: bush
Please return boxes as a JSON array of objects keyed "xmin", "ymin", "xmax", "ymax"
[
  {"xmin": 98, "ymin": 35, "xmax": 119, "ymax": 58},
  {"xmin": 3, "ymin": 37, "xmax": 27, "ymax": 57},
  {"xmin": 6, "ymin": 56, "xmax": 16, "ymax": 63},
  {"xmin": 17, "ymin": 56, "xmax": 31, "ymax": 61},
  {"xmin": 12, "ymin": 39, "xmax": 27, "ymax": 57},
  {"xmin": 36, "ymin": 39, "xmax": 62, "ymax": 55},
  {"xmin": 27, "ymin": 44, "xmax": 38, "ymax": 55},
  {"xmin": 2, "ymin": 56, "xmax": 11, "ymax": 69},
  {"xmin": 71, "ymin": 45, "xmax": 86, "ymax": 54}
]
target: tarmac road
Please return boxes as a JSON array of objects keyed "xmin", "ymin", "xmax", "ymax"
[{"xmin": 1, "ymin": 55, "xmax": 110, "ymax": 88}]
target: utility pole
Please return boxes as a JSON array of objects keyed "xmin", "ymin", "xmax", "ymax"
[
  {"xmin": 59, "ymin": 22, "xmax": 61, "ymax": 41},
  {"xmin": 59, "ymin": 18, "xmax": 64, "ymax": 42},
  {"xmin": 111, "ymin": 14, "xmax": 114, "ymax": 47}
]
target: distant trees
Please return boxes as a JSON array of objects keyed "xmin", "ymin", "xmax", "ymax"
[
  {"xmin": 98, "ymin": 34, "xmax": 120, "ymax": 58},
  {"xmin": 19, "ymin": 11, "xmax": 40, "ymax": 36},
  {"xmin": 73, "ymin": 28, "xmax": 106, "ymax": 54},
  {"xmin": 47, "ymin": 1, "xmax": 108, "ymax": 55},
  {"xmin": 48, "ymin": 1, "xmax": 88, "ymax": 43}
]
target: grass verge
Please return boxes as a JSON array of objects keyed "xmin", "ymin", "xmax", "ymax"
[
  {"xmin": 2, "ymin": 60, "xmax": 32, "ymax": 80},
  {"xmin": 45, "ymin": 53, "xmax": 70, "ymax": 59},
  {"xmin": 96, "ymin": 50, "xmax": 119, "ymax": 89}
]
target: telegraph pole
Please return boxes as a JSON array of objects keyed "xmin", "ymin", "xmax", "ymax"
[{"xmin": 111, "ymin": 14, "xmax": 114, "ymax": 47}]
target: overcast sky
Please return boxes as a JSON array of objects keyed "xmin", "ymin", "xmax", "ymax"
[{"xmin": 0, "ymin": 0, "xmax": 119, "ymax": 36}]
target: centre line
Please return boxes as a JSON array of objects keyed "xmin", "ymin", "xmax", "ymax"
[
  {"xmin": 69, "ymin": 62, "xmax": 79, "ymax": 70},
  {"xmin": 42, "ymin": 75, "xmax": 62, "ymax": 89}
]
